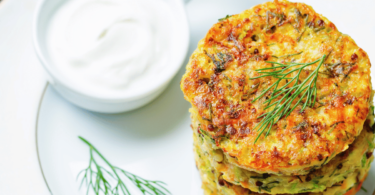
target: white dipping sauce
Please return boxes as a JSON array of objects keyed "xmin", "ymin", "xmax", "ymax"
[{"xmin": 47, "ymin": 0, "xmax": 173, "ymax": 96}]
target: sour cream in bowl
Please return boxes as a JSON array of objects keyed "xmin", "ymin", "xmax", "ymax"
[{"xmin": 33, "ymin": 0, "xmax": 189, "ymax": 113}]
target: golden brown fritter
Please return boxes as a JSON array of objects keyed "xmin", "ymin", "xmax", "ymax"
[
  {"xmin": 193, "ymin": 111, "xmax": 375, "ymax": 194},
  {"xmin": 181, "ymin": 0, "xmax": 372, "ymax": 175},
  {"xmin": 194, "ymin": 131, "xmax": 371, "ymax": 195}
]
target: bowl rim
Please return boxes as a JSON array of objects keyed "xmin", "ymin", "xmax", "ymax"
[{"xmin": 32, "ymin": 0, "xmax": 190, "ymax": 102}]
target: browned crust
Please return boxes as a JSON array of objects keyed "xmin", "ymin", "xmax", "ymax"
[{"xmin": 182, "ymin": 0, "xmax": 372, "ymax": 174}]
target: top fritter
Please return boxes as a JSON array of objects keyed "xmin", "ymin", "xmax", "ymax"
[{"xmin": 181, "ymin": 0, "xmax": 372, "ymax": 175}]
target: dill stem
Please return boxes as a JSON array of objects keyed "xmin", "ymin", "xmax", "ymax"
[
  {"xmin": 79, "ymin": 136, "xmax": 131, "ymax": 195},
  {"xmin": 251, "ymin": 54, "xmax": 326, "ymax": 143}
]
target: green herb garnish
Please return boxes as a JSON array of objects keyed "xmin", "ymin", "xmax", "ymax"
[
  {"xmin": 272, "ymin": 51, "xmax": 303, "ymax": 59},
  {"xmin": 297, "ymin": 29, "xmax": 306, "ymax": 42},
  {"xmin": 206, "ymin": 52, "xmax": 232, "ymax": 72},
  {"xmin": 250, "ymin": 55, "xmax": 326, "ymax": 143},
  {"xmin": 298, "ymin": 188, "xmax": 315, "ymax": 193},
  {"xmin": 361, "ymin": 153, "xmax": 367, "ymax": 168},
  {"xmin": 328, "ymin": 121, "xmax": 344, "ymax": 134},
  {"xmin": 218, "ymin": 15, "xmax": 232, "ymax": 21},
  {"xmin": 200, "ymin": 128, "xmax": 216, "ymax": 144},
  {"xmin": 77, "ymin": 137, "xmax": 170, "ymax": 195},
  {"xmin": 361, "ymin": 186, "xmax": 368, "ymax": 192},
  {"xmin": 259, "ymin": 181, "xmax": 279, "ymax": 193},
  {"xmin": 291, "ymin": 182, "xmax": 298, "ymax": 190},
  {"xmin": 314, "ymin": 27, "xmax": 325, "ymax": 32},
  {"xmin": 321, "ymin": 157, "xmax": 329, "ymax": 166},
  {"xmin": 329, "ymin": 168, "xmax": 338, "ymax": 177},
  {"xmin": 202, "ymin": 103, "xmax": 212, "ymax": 121},
  {"xmin": 367, "ymin": 139, "xmax": 375, "ymax": 150}
]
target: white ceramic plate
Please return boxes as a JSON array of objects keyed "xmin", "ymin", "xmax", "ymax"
[{"xmin": 36, "ymin": 0, "xmax": 375, "ymax": 195}]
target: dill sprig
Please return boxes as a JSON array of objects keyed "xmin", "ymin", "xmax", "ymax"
[
  {"xmin": 77, "ymin": 136, "xmax": 170, "ymax": 195},
  {"xmin": 218, "ymin": 15, "xmax": 232, "ymax": 21},
  {"xmin": 250, "ymin": 55, "xmax": 326, "ymax": 143},
  {"xmin": 272, "ymin": 51, "xmax": 303, "ymax": 59},
  {"xmin": 360, "ymin": 186, "xmax": 367, "ymax": 192}
]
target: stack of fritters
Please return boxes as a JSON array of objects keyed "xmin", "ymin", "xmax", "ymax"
[{"xmin": 181, "ymin": 0, "xmax": 375, "ymax": 194}]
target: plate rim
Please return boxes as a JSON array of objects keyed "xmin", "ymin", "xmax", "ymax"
[{"xmin": 35, "ymin": 82, "xmax": 51, "ymax": 193}]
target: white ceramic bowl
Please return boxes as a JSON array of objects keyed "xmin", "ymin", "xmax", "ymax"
[{"xmin": 33, "ymin": 0, "xmax": 189, "ymax": 113}]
